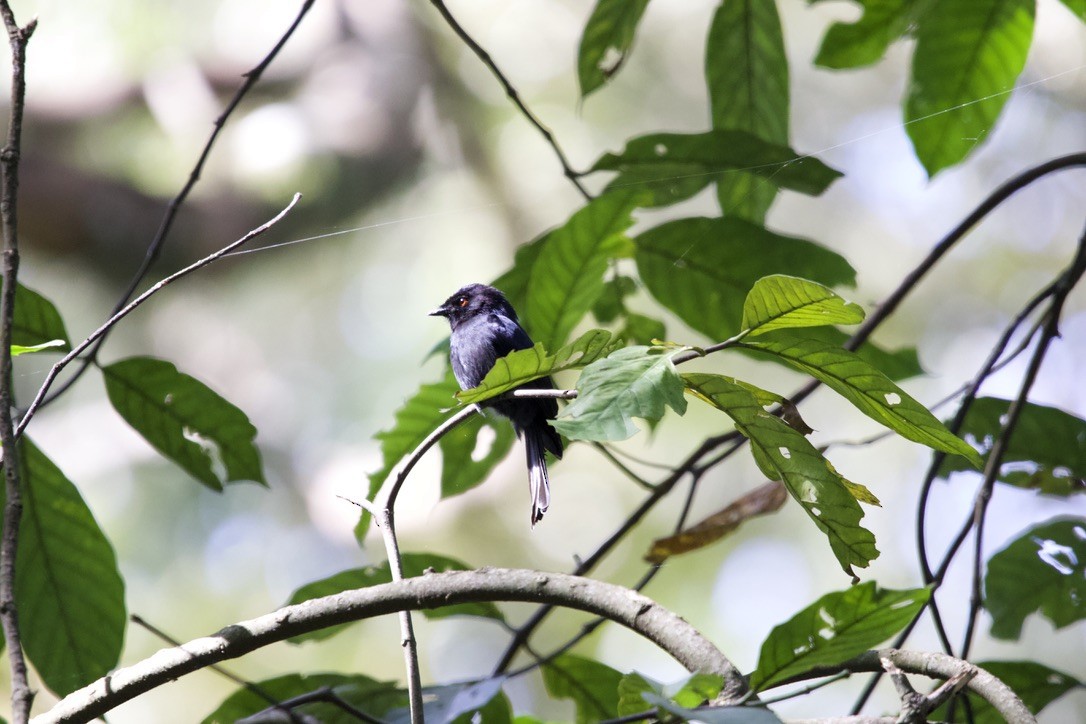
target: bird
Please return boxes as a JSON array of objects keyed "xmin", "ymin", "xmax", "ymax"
[{"xmin": 430, "ymin": 283, "xmax": 563, "ymax": 526}]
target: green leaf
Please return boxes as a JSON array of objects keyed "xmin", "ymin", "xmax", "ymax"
[
  {"xmin": 683, "ymin": 373, "xmax": 878, "ymax": 577},
  {"xmin": 359, "ymin": 376, "xmax": 460, "ymax": 539},
  {"xmin": 636, "ymin": 217, "xmax": 855, "ymax": 340},
  {"xmin": 577, "ymin": 0, "xmax": 651, "ymax": 98},
  {"xmin": 286, "ymin": 553, "xmax": 504, "ymax": 644},
  {"xmin": 592, "ymin": 275, "xmax": 638, "ymax": 323},
  {"xmin": 541, "ymin": 654, "xmax": 622, "ymax": 723},
  {"xmin": 593, "ymin": 132, "xmax": 841, "ymax": 207},
  {"xmin": 643, "ymin": 696, "xmax": 783, "ymax": 723},
  {"xmin": 1057, "ymin": 0, "xmax": 1086, "ymax": 19},
  {"xmin": 929, "ymin": 660, "xmax": 1083, "ymax": 724},
  {"xmin": 202, "ymin": 672, "xmax": 404, "ymax": 723},
  {"xmin": 750, "ymin": 582, "xmax": 930, "ymax": 691},
  {"xmin": 739, "ymin": 333, "xmax": 982, "ymax": 467},
  {"xmin": 621, "ymin": 312, "xmax": 666, "ymax": 346},
  {"xmin": 14, "ymin": 438, "xmax": 126, "ymax": 696},
  {"xmin": 102, "ymin": 357, "xmax": 266, "ymax": 491},
  {"xmin": 906, "ymin": 0, "xmax": 1034, "ymax": 176},
  {"xmin": 524, "ymin": 190, "xmax": 642, "ymax": 351},
  {"xmin": 618, "ymin": 672, "xmax": 724, "ymax": 716},
  {"xmin": 706, "ymin": 0, "xmax": 789, "ymax": 222},
  {"xmin": 12, "ymin": 283, "xmax": 71, "ymax": 351},
  {"xmin": 985, "ymin": 516, "xmax": 1086, "ymax": 639},
  {"xmin": 11, "ymin": 339, "xmax": 65, "ymax": 356},
  {"xmin": 492, "ymin": 234, "xmax": 547, "ymax": 312},
  {"xmin": 553, "ymin": 346, "xmax": 688, "ymax": 442},
  {"xmin": 438, "ymin": 413, "xmax": 516, "ymax": 499},
  {"xmin": 457, "ymin": 329, "xmax": 621, "ymax": 405},
  {"xmin": 937, "ymin": 397, "xmax": 1086, "ymax": 495},
  {"xmin": 742, "ymin": 275, "xmax": 864, "ymax": 336},
  {"xmin": 409, "ymin": 680, "xmax": 512, "ymax": 724},
  {"xmin": 812, "ymin": 0, "xmax": 917, "ymax": 69}
]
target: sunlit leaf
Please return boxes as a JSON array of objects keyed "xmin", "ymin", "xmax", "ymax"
[
  {"xmin": 202, "ymin": 672, "xmax": 404, "ymax": 724},
  {"xmin": 636, "ymin": 217, "xmax": 855, "ymax": 340},
  {"xmin": 739, "ymin": 333, "xmax": 982, "ymax": 467},
  {"xmin": 646, "ymin": 482, "xmax": 787, "ymax": 564},
  {"xmin": 12, "ymin": 283, "xmax": 71, "ymax": 351},
  {"xmin": 906, "ymin": 0, "xmax": 1034, "ymax": 175},
  {"xmin": 14, "ymin": 438, "xmax": 126, "ymax": 697},
  {"xmin": 11, "ymin": 339, "xmax": 65, "ymax": 356},
  {"xmin": 552, "ymin": 346, "xmax": 687, "ymax": 442},
  {"xmin": 750, "ymin": 582, "xmax": 930, "ymax": 691},
  {"xmin": 542, "ymin": 654, "xmax": 622, "ymax": 723},
  {"xmin": 742, "ymin": 275, "xmax": 864, "ymax": 336},
  {"xmin": 706, "ymin": 0, "xmax": 789, "ymax": 222},
  {"xmin": 985, "ymin": 516, "xmax": 1086, "ymax": 640},
  {"xmin": 618, "ymin": 672, "xmax": 724, "ymax": 716},
  {"xmin": 457, "ymin": 329, "xmax": 621, "ymax": 405},
  {"xmin": 577, "ymin": 0, "xmax": 651, "ymax": 97},
  {"xmin": 102, "ymin": 357, "xmax": 266, "ymax": 491},
  {"xmin": 811, "ymin": 0, "xmax": 915, "ymax": 69},
  {"xmin": 683, "ymin": 373, "xmax": 878, "ymax": 577},
  {"xmin": 937, "ymin": 397, "xmax": 1086, "ymax": 496},
  {"xmin": 930, "ymin": 660, "xmax": 1083, "ymax": 724},
  {"xmin": 286, "ymin": 553, "xmax": 504, "ymax": 644}
]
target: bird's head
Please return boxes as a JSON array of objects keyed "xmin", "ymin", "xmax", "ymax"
[{"xmin": 429, "ymin": 283, "xmax": 518, "ymax": 328}]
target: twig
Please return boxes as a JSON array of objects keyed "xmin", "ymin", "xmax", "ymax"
[
  {"xmin": 36, "ymin": 0, "xmax": 316, "ymax": 408},
  {"xmin": 0, "ymin": 5, "xmax": 36, "ymax": 722},
  {"xmin": 427, "ymin": 0, "xmax": 592, "ymax": 200},
  {"xmin": 38, "ymin": 568, "xmax": 742, "ymax": 724},
  {"xmin": 238, "ymin": 686, "xmax": 383, "ymax": 724},
  {"xmin": 15, "ymin": 194, "xmax": 302, "ymax": 438}
]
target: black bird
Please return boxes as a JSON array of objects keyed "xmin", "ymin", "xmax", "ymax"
[{"xmin": 430, "ymin": 283, "xmax": 563, "ymax": 526}]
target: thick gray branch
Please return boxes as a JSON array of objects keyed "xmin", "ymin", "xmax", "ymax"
[{"xmin": 37, "ymin": 567, "xmax": 743, "ymax": 724}]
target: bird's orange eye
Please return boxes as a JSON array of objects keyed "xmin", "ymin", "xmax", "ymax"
[{"xmin": 458, "ymin": 296, "xmax": 469, "ymax": 307}]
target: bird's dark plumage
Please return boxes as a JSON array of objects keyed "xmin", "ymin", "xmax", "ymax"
[{"xmin": 430, "ymin": 283, "xmax": 563, "ymax": 525}]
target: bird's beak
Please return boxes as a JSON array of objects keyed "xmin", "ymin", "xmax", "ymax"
[{"xmin": 429, "ymin": 305, "xmax": 448, "ymax": 317}]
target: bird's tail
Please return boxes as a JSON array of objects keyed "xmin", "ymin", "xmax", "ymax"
[{"xmin": 524, "ymin": 430, "xmax": 551, "ymax": 527}]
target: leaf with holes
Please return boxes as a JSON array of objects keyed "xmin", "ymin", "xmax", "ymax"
[
  {"xmin": 739, "ymin": 332, "xmax": 982, "ymax": 467},
  {"xmin": 742, "ymin": 275, "xmax": 864, "ymax": 336},
  {"xmin": 812, "ymin": 0, "xmax": 916, "ymax": 69},
  {"xmin": 750, "ymin": 582, "xmax": 930, "ymax": 691},
  {"xmin": 286, "ymin": 553, "xmax": 504, "ymax": 644},
  {"xmin": 14, "ymin": 438, "xmax": 126, "ymax": 696},
  {"xmin": 683, "ymin": 373, "xmax": 878, "ymax": 577},
  {"xmin": 542, "ymin": 654, "xmax": 622, "ymax": 723},
  {"xmin": 552, "ymin": 346, "xmax": 687, "ymax": 442},
  {"xmin": 985, "ymin": 516, "xmax": 1086, "ymax": 640},
  {"xmin": 577, "ymin": 0, "xmax": 652, "ymax": 97},
  {"xmin": 438, "ymin": 413, "xmax": 516, "ymax": 499},
  {"xmin": 457, "ymin": 329, "xmax": 621, "ymax": 405},
  {"xmin": 203, "ymin": 672, "xmax": 405, "ymax": 723},
  {"xmin": 102, "ymin": 357, "xmax": 266, "ymax": 491}
]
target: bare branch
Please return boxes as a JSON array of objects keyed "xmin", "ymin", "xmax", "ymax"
[{"xmin": 37, "ymin": 568, "xmax": 742, "ymax": 724}]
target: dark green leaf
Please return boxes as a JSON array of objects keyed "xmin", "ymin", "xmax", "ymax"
[
  {"xmin": 906, "ymin": 0, "xmax": 1034, "ymax": 175},
  {"xmin": 617, "ymin": 672, "xmax": 724, "ymax": 716},
  {"xmin": 592, "ymin": 275, "xmax": 638, "ymax": 323},
  {"xmin": 553, "ymin": 346, "xmax": 687, "ymax": 442},
  {"xmin": 812, "ymin": 0, "xmax": 917, "ymax": 69},
  {"xmin": 930, "ymin": 660, "xmax": 1083, "ymax": 724},
  {"xmin": 739, "ymin": 333, "xmax": 982, "ymax": 467},
  {"xmin": 985, "ymin": 516, "xmax": 1086, "ymax": 639},
  {"xmin": 523, "ymin": 190, "xmax": 642, "ymax": 351},
  {"xmin": 202, "ymin": 672, "xmax": 404, "ymax": 723},
  {"xmin": 12, "ymin": 283, "xmax": 71, "ymax": 351},
  {"xmin": 542, "ymin": 654, "xmax": 622, "ymax": 723},
  {"xmin": 750, "ymin": 582, "xmax": 930, "ymax": 690},
  {"xmin": 593, "ymin": 132, "xmax": 841, "ymax": 207},
  {"xmin": 287, "ymin": 553, "xmax": 504, "ymax": 644},
  {"xmin": 742, "ymin": 275, "xmax": 864, "ymax": 336},
  {"xmin": 1057, "ymin": 0, "xmax": 1086, "ymax": 19},
  {"xmin": 706, "ymin": 0, "xmax": 789, "ymax": 222},
  {"xmin": 937, "ymin": 397, "xmax": 1086, "ymax": 495},
  {"xmin": 621, "ymin": 312, "xmax": 666, "ymax": 346},
  {"xmin": 788, "ymin": 327, "xmax": 924, "ymax": 381},
  {"xmin": 458, "ymin": 329, "xmax": 621, "ymax": 405},
  {"xmin": 577, "ymin": 0, "xmax": 651, "ymax": 98},
  {"xmin": 492, "ymin": 235, "xmax": 547, "ymax": 313},
  {"xmin": 438, "ymin": 413, "xmax": 516, "ymax": 499},
  {"xmin": 683, "ymin": 373, "xmax": 878, "ymax": 577},
  {"xmin": 635, "ymin": 217, "xmax": 855, "ymax": 340},
  {"xmin": 14, "ymin": 438, "xmax": 126, "ymax": 696},
  {"xmin": 102, "ymin": 357, "xmax": 265, "ymax": 491}
]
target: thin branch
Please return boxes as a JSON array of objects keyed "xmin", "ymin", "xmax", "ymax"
[
  {"xmin": 36, "ymin": 0, "xmax": 316, "ymax": 407},
  {"xmin": 427, "ymin": 0, "xmax": 592, "ymax": 200},
  {"xmin": 0, "ymin": 5, "xmax": 36, "ymax": 722},
  {"xmin": 238, "ymin": 686, "xmax": 383, "ymax": 724},
  {"xmin": 15, "ymin": 194, "xmax": 302, "ymax": 438},
  {"xmin": 39, "ymin": 568, "xmax": 742, "ymax": 724}
]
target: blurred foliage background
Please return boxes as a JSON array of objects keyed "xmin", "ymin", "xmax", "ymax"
[{"xmin": 3, "ymin": 0, "xmax": 1085, "ymax": 720}]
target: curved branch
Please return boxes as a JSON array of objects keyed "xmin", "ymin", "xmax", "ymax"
[{"xmin": 36, "ymin": 568, "xmax": 744, "ymax": 724}]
